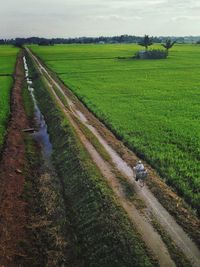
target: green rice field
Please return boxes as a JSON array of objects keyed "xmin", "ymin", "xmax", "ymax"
[
  {"xmin": 0, "ymin": 45, "xmax": 19, "ymax": 151},
  {"xmin": 0, "ymin": 45, "xmax": 19, "ymax": 74},
  {"xmin": 31, "ymin": 44, "xmax": 200, "ymax": 214}
]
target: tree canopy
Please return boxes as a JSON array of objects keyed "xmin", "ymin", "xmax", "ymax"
[
  {"xmin": 162, "ymin": 39, "xmax": 176, "ymax": 51},
  {"xmin": 138, "ymin": 35, "xmax": 153, "ymax": 50}
]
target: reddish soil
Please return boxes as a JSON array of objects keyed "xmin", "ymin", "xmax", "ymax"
[{"xmin": 0, "ymin": 52, "xmax": 29, "ymax": 266}]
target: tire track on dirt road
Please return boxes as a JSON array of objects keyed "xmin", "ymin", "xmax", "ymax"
[{"xmin": 27, "ymin": 48, "xmax": 200, "ymax": 267}]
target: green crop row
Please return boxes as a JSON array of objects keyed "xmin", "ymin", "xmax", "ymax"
[
  {"xmin": 0, "ymin": 46, "xmax": 19, "ymax": 154},
  {"xmin": 0, "ymin": 45, "xmax": 19, "ymax": 75},
  {"xmin": 26, "ymin": 53, "xmax": 157, "ymax": 267},
  {"xmin": 0, "ymin": 77, "xmax": 13, "ymax": 152},
  {"xmin": 30, "ymin": 44, "xmax": 200, "ymax": 215}
]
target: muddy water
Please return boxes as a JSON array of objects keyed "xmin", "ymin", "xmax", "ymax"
[{"xmin": 23, "ymin": 57, "xmax": 52, "ymax": 163}]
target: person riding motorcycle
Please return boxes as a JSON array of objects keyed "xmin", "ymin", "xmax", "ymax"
[{"xmin": 134, "ymin": 160, "xmax": 147, "ymax": 185}]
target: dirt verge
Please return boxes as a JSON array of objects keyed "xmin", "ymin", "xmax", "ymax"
[{"xmin": 0, "ymin": 52, "xmax": 29, "ymax": 266}]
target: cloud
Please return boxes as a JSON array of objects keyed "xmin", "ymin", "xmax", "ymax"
[
  {"xmin": 0, "ymin": 0, "xmax": 199, "ymax": 38},
  {"xmin": 171, "ymin": 15, "xmax": 200, "ymax": 21},
  {"xmin": 88, "ymin": 14, "xmax": 142, "ymax": 22}
]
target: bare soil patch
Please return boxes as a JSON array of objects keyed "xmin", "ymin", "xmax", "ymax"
[{"xmin": 0, "ymin": 53, "xmax": 30, "ymax": 266}]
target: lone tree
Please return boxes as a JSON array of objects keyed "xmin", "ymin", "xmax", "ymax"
[
  {"xmin": 162, "ymin": 39, "xmax": 176, "ymax": 54},
  {"xmin": 138, "ymin": 35, "xmax": 153, "ymax": 51}
]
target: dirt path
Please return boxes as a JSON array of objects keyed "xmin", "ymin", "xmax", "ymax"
[
  {"xmin": 27, "ymin": 49, "xmax": 200, "ymax": 267},
  {"xmin": 0, "ymin": 53, "xmax": 29, "ymax": 266}
]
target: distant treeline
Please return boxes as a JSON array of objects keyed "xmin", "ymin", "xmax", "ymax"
[{"xmin": 0, "ymin": 35, "xmax": 200, "ymax": 46}]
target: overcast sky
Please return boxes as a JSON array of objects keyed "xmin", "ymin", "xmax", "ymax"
[{"xmin": 1, "ymin": 0, "xmax": 200, "ymax": 38}]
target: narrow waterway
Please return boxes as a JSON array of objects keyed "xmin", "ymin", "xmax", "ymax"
[{"xmin": 23, "ymin": 56, "xmax": 52, "ymax": 164}]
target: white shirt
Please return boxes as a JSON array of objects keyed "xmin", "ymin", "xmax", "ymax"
[{"xmin": 134, "ymin": 163, "xmax": 145, "ymax": 172}]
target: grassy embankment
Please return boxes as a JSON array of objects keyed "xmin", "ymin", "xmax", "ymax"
[
  {"xmin": 26, "ymin": 52, "xmax": 157, "ymax": 266},
  {"xmin": 0, "ymin": 45, "xmax": 19, "ymax": 153},
  {"xmin": 30, "ymin": 44, "xmax": 200, "ymax": 215}
]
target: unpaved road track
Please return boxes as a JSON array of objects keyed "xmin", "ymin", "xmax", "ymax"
[
  {"xmin": 0, "ymin": 54, "xmax": 29, "ymax": 266},
  {"xmin": 27, "ymin": 48, "xmax": 200, "ymax": 267}
]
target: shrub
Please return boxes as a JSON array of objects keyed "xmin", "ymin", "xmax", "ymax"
[{"xmin": 135, "ymin": 49, "xmax": 167, "ymax": 59}]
